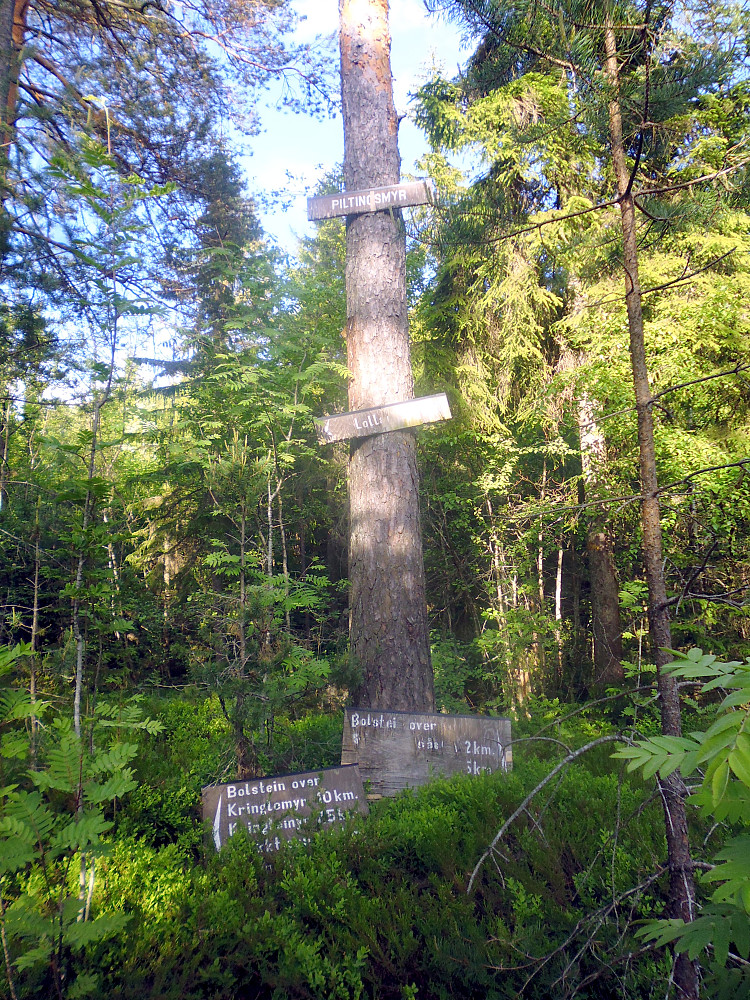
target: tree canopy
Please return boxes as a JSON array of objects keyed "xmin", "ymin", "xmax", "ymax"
[{"xmin": 0, "ymin": 0, "xmax": 749, "ymax": 995}]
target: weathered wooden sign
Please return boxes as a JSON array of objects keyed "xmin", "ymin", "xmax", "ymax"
[
  {"xmin": 202, "ymin": 764, "xmax": 368, "ymax": 852},
  {"xmin": 341, "ymin": 709, "xmax": 512, "ymax": 797},
  {"xmin": 314, "ymin": 393, "xmax": 451, "ymax": 445},
  {"xmin": 307, "ymin": 180, "xmax": 433, "ymax": 221}
]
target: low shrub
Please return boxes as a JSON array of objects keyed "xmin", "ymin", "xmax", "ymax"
[{"xmin": 60, "ymin": 746, "xmax": 674, "ymax": 1000}]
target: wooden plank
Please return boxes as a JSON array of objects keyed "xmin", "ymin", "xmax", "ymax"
[
  {"xmin": 314, "ymin": 392, "xmax": 451, "ymax": 444},
  {"xmin": 341, "ymin": 709, "xmax": 512, "ymax": 797},
  {"xmin": 201, "ymin": 764, "xmax": 368, "ymax": 853},
  {"xmin": 307, "ymin": 180, "xmax": 432, "ymax": 221}
]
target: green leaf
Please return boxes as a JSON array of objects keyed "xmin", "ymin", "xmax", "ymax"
[
  {"xmin": 84, "ymin": 771, "xmax": 136, "ymax": 803},
  {"xmin": 67, "ymin": 972, "xmax": 102, "ymax": 999},
  {"xmin": 64, "ymin": 912, "xmax": 130, "ymax": 950},
  {"xmin": 714, "ymin": 909, "xmax": 732, "ymax": 967},
  {"xmin": 732, "ymin": 910, "xmax": 750, "ymax": 960},
  {"xmin": 712, "ymin": 758, "xmax": 730, "ymax": 806},
  {"xmin": 13, "ymin": 941, "xmax": 53, "ymax": 971},
  {"xmin": 0, "ymin": 836, "xmax": 36, "ymax": 872},
  {"xmin": 0, "ymin": 643, "xmax": 31, "ymax": 676},
  {"xmin": 729, "ymin": 740, "xmax": 750, "ymax": 789},
  {"xmin": 49, "ymin": 811, "xmax": 112, "ymax": 853}
]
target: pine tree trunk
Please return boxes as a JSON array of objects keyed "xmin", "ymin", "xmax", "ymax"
[
  {"xmin": 0, "ymin": 0, "xmax": 25, "ymax": 189},
  {"xmin": 339, "ymin": 0, "xmax": 434, "ymax": 711},
  {"xmin": 604, "ymin": 23, "xmax": 698, "ymax": 999},
  {"xmin": 0, "ymin": 0, "xmax": 16, "ymax": 169}
]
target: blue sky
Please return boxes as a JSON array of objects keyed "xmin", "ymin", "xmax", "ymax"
[{"xmin": 246, "ymin": 0, "xmax": 471, "ymax": 255}]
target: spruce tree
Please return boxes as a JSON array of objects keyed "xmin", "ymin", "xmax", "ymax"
[{"xmin": 421, "ymin": 0, "xmax": 747, "ymax": 993}]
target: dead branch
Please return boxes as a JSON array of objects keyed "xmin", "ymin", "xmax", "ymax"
[
  {"xmin": 576, "ymin": 361, "xmax": 750, "ymax": 432},
  {"xmin": 467, "ymin": 734, "xmax": 631, "ymax": 893}
]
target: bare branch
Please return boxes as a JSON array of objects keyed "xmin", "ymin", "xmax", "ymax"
[
  {"xmin": 639, "ymin": 249, "xmax": 737, "ymax": 294},
  {"xmin": 673, "ymin": 541, "xmax": 719, "ymax": 612},
  {"xmin": 638, "ymin": 159, "xmax": 750, "ymax": 198},
  {"xmin": 467, "ymin": 734, "xmax": 631, "ymax": 893},
  {"xmin": 415, "ymin": 158, "xmax": 750, "ymax": 255},
  {"xmin": 577, "ymin": 360, "xmax": 750, "ymax": 432},
  {"xmin": 657, "ymin": 459, "xmax": 750, "ymax": 496}
]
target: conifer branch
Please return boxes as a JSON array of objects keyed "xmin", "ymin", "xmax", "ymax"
[
  {"xmin": 530, "ymin": 0, "xmax": 649, "ymax": 31},
  {"xmin": 638, "ymin": 159, "xmax": 750, "ymax": 197}
]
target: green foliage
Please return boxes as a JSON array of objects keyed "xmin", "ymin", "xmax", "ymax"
[
  {"xmin": 72, "ymin": 740, "xmax": 670, "ymax": 1000},
  {"xmin": 614, "ymin": 648, "xmax": 750, "ymax": 980},
  {"xmin": 0, "ymin": 652, "xmax": 161, "ymax": 999}
]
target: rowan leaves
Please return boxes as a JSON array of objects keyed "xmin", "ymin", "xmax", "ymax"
[{"xmin": 615, "ymin": 648, "xmax": 750, "ymax": 968}]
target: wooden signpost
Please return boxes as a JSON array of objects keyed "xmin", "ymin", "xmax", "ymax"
[
  {"xmin": 341, "ymin": 709, "xmax": 512, "ymax": 797},
  {"xmin": 202, "ymin": 765, "xmax": 368, "ymax": 853},
  {"xmin": 314, "ymin": 393, "xmax": 451, "ymax": 445},
  {"xmin": 307, "ymin": 180, "xmax": 432, "ymax": 221}
]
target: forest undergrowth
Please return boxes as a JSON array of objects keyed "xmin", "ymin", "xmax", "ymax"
[{"xmin": 2, "ymin": 656, "xmax": 746, "ymax": 1000}]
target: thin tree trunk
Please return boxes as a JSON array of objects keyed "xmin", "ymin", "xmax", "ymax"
[
  {"xmin": 555, "ymin": 539, "xmax": 563, "ymax": 684},
  {"xmin": 299, "ymin": 512, "xmax": 311, "ymax": 637},
  {"xmin": 73, "ymin": 396, "xmax": 106, "ymax": 922},
  {"xmin": 83, "ymin": 859, "xmax": 95, "ymax": 922},
  {"xmin": 102, "ymin": 507, "xmax": 124, "ymax": 647},
  {"xmin": 486, "ymin": 497, "xmax": 515, "ymax": 700},
  {"xmin": 277, "ymin": 488, "xmax": 290, "ymax": 631},
  {"xmin": 239, "ymin": 504, "xmax": 247, "ymax": 666},
  {"xmin": 340, "ymin": 0, "xmax": 433, "ymax": 711},
  {"xmin": 0, "ymin": 0, "xmax": 26, "ymax": 183},
  {"xmin": 263, "ymin": 469, "xmax": 280, "ymax": 655},
  {"xmin": 72, "ymin": 397, "xmax": 104, "ymax": 741},
  {"xmin": 604, "ymin": 23, "xmax": 698, "ymax": 999},
  {"xmin": 578, "ymin": 392, "xmax": 624, "ymax": 686},
  {"xmin": 535, "ymin": 462, "xmax": 546, "ymax": 675},
  {"xmin": 571, "ymin": 546, "xmax": 581, "ymax": 648},
  {"xmin": 29, "ymin": 495, "xmax": 40, "ymax": 763},
  {"xmin": 0, "ymin": 398, "xmax": 10, "ymax": 510},
  {"xmin": 266, "ymin": 468, "xmax": 275, "ymax": 581}
]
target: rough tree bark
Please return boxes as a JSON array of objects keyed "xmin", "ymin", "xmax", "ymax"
[
  {"xmin": 0, "ymin": 0, "xmax": 25, "ymax": 183},
  {"xmin": 604, "ymin": 23, "xmax": 698, "ymax": 1000},
  {"xmin": 339, "ymin": 0, "xmax": 434, "ymax": 711}
]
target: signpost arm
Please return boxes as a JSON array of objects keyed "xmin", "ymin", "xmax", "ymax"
[{"xmin": 339, "ymin": 0, "xmax": 434, "ymax": 711}]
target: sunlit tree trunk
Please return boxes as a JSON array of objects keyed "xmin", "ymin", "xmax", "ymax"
[
  {"xmin": 0, "ymin": 399, "xmax": 10, "ymax": 509},
  {"xmin": 554, "ymin": 539, "xmax": 563, "ymax": 684},
  {"xmin": 577, "ymin": 393, "xmax": 624, "ymax": 686},
  {"xmin": 339, "ymin": 0, "xmax": 434, "ymax": 711},
  {"xmin": 534, "ymin": 462, "xmax": 546, "ymax": 676},
  {"xmin": 29, "ymin": 496, "xmax": 40, "ymax": 763},
  {"xmin": 0, "ymin": 0, "xmax": 21, "ymax": 168}
]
